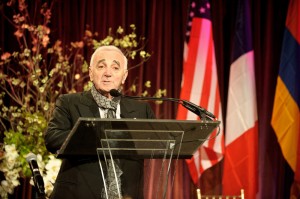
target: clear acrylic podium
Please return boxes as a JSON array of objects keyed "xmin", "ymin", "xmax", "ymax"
[{"xmin": 57, "ymin": 118, "xmax": 220, "ymax": 199}]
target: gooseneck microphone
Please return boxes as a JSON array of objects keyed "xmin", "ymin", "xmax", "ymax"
[
  {"xmin": 110, "ymin": 89, "xmax": 215, "ymax": 120},
  {"xmin": 26, "ymin": 153, "xmax": 45, "ymax": 198}
]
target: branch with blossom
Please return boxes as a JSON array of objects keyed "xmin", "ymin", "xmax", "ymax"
[
  {"xmin": 90, "ymin": 25, "xmax": 151, "ymax": 70},
  {"xmin": 0, "ymin": 144, "xmax": 21, "ymax": 199},
  {"xmin": 0, "ymin": 0, "xmax": 162, "ymax": 198}
]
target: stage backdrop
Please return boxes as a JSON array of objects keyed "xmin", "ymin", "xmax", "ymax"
[{"xmin": 0, "ymin": 0, "xmax": 295, "ymax": 198}]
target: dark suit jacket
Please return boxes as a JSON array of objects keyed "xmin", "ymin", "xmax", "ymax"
[{"xmin": 45, "ymin": 91, "xmax": 155, "ymax": 199}]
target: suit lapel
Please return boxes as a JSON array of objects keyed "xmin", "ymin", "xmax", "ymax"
[
  {"xmin": 76, "ymin": 92, "xmax": 141, "ymax": 119},
  {"xmin": 78, "ymin": 91, "xmax": 100, "ymax": 118},
  {"xmin": 120, "ymin": 98, "xmax": 139, "ymax": 118}
]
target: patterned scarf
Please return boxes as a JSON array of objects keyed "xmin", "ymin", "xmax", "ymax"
[
  {"xmin": 91, "ymin": 85, "xmax": 120, "ymax": 118},
  {"xmin": 91, "ymin": 85, "xmax": 123, "ymax": 198}
]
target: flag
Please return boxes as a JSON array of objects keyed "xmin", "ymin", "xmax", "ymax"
[
  {"xmin": 271, "ymin": 0, "xmax": 300, "ymax": 196},
  {"xmin": 177, "ymin": 0, "xmax": 225, "ymax": 185},
  {"xmin": 222, "ymin": 0, "xmax": 258, "ymax": 198}
]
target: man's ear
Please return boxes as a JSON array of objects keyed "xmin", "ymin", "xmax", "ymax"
[
  {"xmin": 89, "ymin": 67, "xmax": 93, "ymax": 81},
  {"xmin": 122, "ymin": 70, "xmax": 128, "ymax": 84}
]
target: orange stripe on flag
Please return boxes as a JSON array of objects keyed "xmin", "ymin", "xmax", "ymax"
[{"xmin": 271, "ymin": 77, "xmax": 300, "ymax": 173}]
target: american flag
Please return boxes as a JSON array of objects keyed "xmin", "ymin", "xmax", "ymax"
[{"xmin": 177, "ymin": 0, "xmax": 225, "ymax": 184}]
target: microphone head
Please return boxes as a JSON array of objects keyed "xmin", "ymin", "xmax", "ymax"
[
  {"xmin": 110, "ymin": 89, "xmax": 121, "ymax": 97},
  {"xmin": 26, "ymin": 152, "xmax": 37, "ymax": 162}
]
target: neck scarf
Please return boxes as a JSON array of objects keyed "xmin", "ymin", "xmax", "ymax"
[
  {"xmin": 91, "ymin": 85, "xmax": 123, "ymax": 198},
  {"xmin": 91, "ymin": 85, "xmax": 120, "ymax": 118}
]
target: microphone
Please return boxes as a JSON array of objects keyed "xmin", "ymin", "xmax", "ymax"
[
  {"xmin": 26, "ymin": 153, "xmax": 45, "ymax": 197},
  {"xmin": 110, "ymin": 89, "xmax": 215, "ymax": 120}
]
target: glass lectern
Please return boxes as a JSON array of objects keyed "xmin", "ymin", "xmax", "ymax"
[{"xmin": 57, "ymin": 118, "xmax": 220, "ymax": 199}]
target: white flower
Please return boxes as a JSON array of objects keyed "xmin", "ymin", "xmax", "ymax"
[
  {"xmin": 42, "ymin": 155, "xmax": 62, "ymax": 197},
  {"xmin": 1, "ymin": 180, "xmax": 8, "ymax": 188},
  {"xmin": 0, "ymin": 186, "xmax": 8, "ymax": 199},
  {"xmin": 0, "ymin": 144, "xmax": 21, "ymax": 198}
]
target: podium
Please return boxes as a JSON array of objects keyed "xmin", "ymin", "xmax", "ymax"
[{"xmin": 57, "ymin": 118, "xmax": 220, "ymax": 199}]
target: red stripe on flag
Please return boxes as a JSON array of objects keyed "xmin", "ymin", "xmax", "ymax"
[
  {"xmin": 199, "ymin": 157, "xmax": 204, "ymax": 174},
  {"xmin": 178, "ymin": 2, "xmax": 224, "ymax": 184},
  {"xmin": 286, "ymin": 0, "xmax": 300, "ymax": 44},
  {"xmin": 183, "ymin": 18, "xmax": 204, "ymax": 95},
  {"xmin": 177, "ymin": 18, "xmax": 204, "ymax": 120},
  {"xmin": 223, "ymin": 122, "xmax": 258, "ymax": 198},
  {"xmin": 208, "ymin": 87, "xmax": 220, "ymax": 147},
  {"xmin": 199, "ymin": 32, "xmax": 213, "ymax": 109},
  {"xmin": 186, "ymin": 151, "xmax": 200, "ymax": 184},
  {"xmin": 204, "ymin": 148, "xmax": 219, "ymax": 165}
]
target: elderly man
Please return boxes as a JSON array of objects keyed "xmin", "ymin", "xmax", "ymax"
[{"xmin": 45, "ymin": 45, "xmax": 155, "ymax": 199}]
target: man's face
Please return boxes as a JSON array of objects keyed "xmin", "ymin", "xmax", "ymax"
[{"xmin": 89, "ymin": 50, "xmax": 128, "ymax": 94}]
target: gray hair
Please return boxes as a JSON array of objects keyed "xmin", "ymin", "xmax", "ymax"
[{"xmin": 90, "ymin": 45, "xmax": 128, "ymax": 69}]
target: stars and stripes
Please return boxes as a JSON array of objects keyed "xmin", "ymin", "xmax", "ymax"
[{"xmin": 177, "ymin": 0, "xmax": 224, "ymax": 185}]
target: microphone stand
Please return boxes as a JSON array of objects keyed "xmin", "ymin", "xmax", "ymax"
[
  {"xmin": 34, "ymin": 190, "xmax": 46, "ymax": 199},
  {"xmin": 110, "ymin": 89, "xmax": 216, "ymax": 121}
]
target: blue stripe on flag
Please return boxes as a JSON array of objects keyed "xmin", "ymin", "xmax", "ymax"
[
  {"xmin": 279, "ymin": 29, "xmax": 300, "ymax": 107},
  {"xmin": 231, "ymin": 0, "xmax": 253, "ymax": 63}
]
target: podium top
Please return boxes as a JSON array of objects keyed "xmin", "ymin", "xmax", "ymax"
[{"xmin": 57, "ymin": 118, "xmax": 220, "ymax": 159}]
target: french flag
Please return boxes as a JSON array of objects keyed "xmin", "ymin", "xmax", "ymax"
[{"xmin": 222, "ymin": 0, "xmax": 259, "ymax": 198}]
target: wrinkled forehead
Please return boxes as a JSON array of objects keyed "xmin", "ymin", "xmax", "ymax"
[{"xmin": 91, "ymin": 49, "xmax": 127, "ymax": 69}]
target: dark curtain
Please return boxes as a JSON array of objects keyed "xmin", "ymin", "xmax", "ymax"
[{"xmin": 0, "ymin": 0, "xmax": 294, "ymax": 198}]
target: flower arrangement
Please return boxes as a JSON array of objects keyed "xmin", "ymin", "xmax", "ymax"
[
  {"xmin": 0, "ymin": 0, "xmax": 159, "ymax": 198},
  {"xmin": 0, "ymin": 144, "xmax": 21, "ymax": 198}
]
